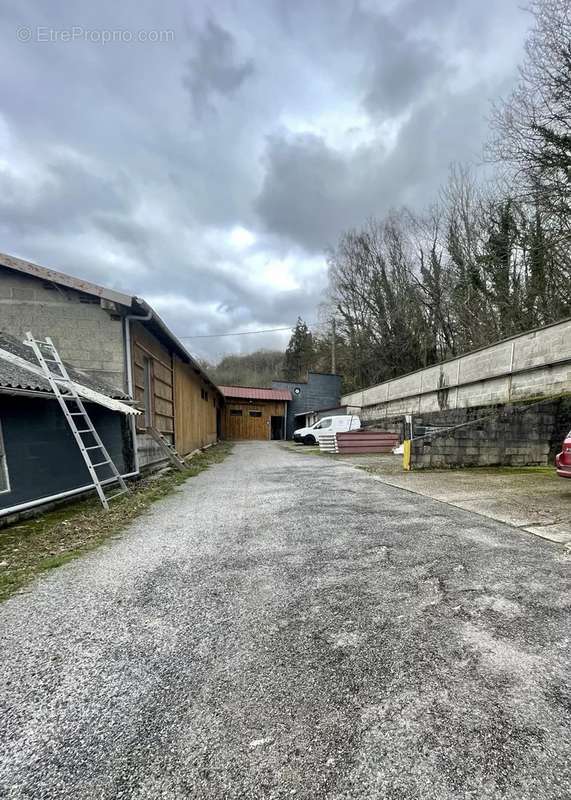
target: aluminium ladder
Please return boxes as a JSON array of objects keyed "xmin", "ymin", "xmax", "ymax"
[{"xmin": 25, "ymin": 332, "xmax": 129, "ymax": 510}]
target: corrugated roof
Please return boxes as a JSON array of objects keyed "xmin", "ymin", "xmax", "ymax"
[
  {"xmin": 219, "ymin": 385, "xmax": 292, "ymax": 401},
  {"xmin": 0, "ymin": 332, "xmax": 127, "ymax": 398}
]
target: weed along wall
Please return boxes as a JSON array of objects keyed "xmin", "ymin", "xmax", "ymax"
[{"xmin": 408, "ymin": 398, "xmax": 571, "ymax": 470}]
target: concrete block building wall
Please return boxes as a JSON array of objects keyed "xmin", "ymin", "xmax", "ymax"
[
  {"xmin": 0, "ymin": 266, "xmax": 125, "ymax": 391},
  {"xmin": 0, "ymin": 255, "xmax": 224, "ymax": 474}
]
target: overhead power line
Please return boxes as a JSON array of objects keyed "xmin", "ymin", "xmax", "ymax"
[
  {"xmin": 180, "ymin": 323, "xmax": 319, "ymax": 340},
  {"xmin": 180, "ymin": 326, "xmax": 294, "ymax": 339}
]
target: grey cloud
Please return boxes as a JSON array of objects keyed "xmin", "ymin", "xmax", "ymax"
[
  {"xmin": 0, "ymin": 156, "xmax": 134, "ymax": 235},
  {"xmin": 363, "ymin": 36, "xmax": 448, "ymax": 115},
  {"xmin": 91, "ymin": 213, "xmax": 149, "ymax": 248},
  {"xmin": 255, "ymin": 132, "xmax": 385, "ymax": 252},
  {"xmin": 255, "ymin": 79, "xmax": 501, "ymax": 253},
  {"xmin": 164, "ymin": 284, "xmax": 325, "ymax": 361},
  {"xmin": 0, "ymin": 0, "xmax": 530, "ymax": 359},
  {"xmin": 183, "ymin": 19, "xmax": 255, "ymax": 115},
  {"xmin": 347, "ymin": 7, "xmax": 451, "ymax": 116}
]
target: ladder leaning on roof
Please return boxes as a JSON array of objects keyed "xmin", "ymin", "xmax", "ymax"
[{"xmin": 24, "ymin": 332, "xmax": 129, "ymax": 510}]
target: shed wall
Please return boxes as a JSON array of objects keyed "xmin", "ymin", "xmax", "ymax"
[
  {"xmin": 272, "ymin": 372, "xmax": 341, "ymax": 439},
  {"xmin": 130, "ymin": 321, "xmax": 178, "ymax": 467},
  {"xmin": 131, "ymin": 321, "xmax": 174, "ymax": 435},
  {"xmin": 0, "ymin": 395, "xmax": 130, "ymax": 513}
]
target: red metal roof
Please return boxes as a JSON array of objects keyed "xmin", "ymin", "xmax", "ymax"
[{"xmin": 219, "ymin": 385, "xmax": 292, "ymax": 401}]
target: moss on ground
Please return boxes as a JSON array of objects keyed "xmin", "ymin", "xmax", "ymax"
[
  {"xmin": 470, "ymin": 465, "xmax": 557, "ymax": 477},
  {"xmin": 0, "ymin": 442, "xmax": 233, "ymax": 602},
  {"xmin": 409, "ymin": 465, "xmax": 558, "ymax": 477},
  {"xmin": 360, "ymin": 464, "xmax": 558, "ymax": 479}
]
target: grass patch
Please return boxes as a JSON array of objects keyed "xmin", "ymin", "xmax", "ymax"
[
  {"xmin": 279, "ymin": 442, "xmax": 331, "ymax": 457},
  {"xmin": 469, "ymin": 465, "xmax": 557, "ymax": 477},
  {"xmin": 0, "ymin": 442, "xmax": 233, "ymax": 603},
  {"xmin": 408, "ymin": 464, "xmax": 558, "ymax": 477},
  {"xmin": 359, "ymin": 463, "xmax": 559, "ymax": 479}
]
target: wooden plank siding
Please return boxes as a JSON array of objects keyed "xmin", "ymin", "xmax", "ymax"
[
  {"xmin": 131, "ymin": 321, "xmax": 175, "ymax": 439},
  {"xmin": 173, "ymin": 355, "xmax": 219, "ymax": 455},
  {"xmin": 222, "ymin": 400, "xmax": 286, "ymax": 440}
]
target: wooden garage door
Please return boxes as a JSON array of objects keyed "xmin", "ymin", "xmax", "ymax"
[{"xmin": 222, "ymin": 401, "xmax": 284, "ymax": 440}]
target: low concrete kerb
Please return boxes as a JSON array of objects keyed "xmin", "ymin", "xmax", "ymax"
[{"xmin": 364, "ymin": 473, "xmax": 571, "ymax": 548}]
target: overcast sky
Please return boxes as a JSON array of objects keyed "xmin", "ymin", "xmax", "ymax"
[{"xmin": 0, "ymin": 0, "xmax": 530, "ymax": 361}]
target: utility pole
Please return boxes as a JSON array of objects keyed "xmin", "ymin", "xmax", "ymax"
[{"xmin": 331, "ymin": 318, "xmax": 336, "ymax": 374}]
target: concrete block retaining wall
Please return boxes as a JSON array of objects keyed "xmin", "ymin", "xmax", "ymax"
[{"xmin": 409, "ymin": 400, "xmax": 563, "ymax": 470}]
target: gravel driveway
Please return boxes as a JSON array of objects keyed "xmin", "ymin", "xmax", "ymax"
[{"xmin": 1, "ymin": 442, "xmax": 569, "ymax": 799}]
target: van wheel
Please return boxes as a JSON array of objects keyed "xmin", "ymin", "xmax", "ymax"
[{"xmin": 303, "ymin": 434, "xmax": 316, "ymax": 445}]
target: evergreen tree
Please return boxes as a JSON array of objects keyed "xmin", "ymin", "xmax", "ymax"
[
  {"xmin": 283, "ymin": 317, "xmax": 315, "ymax": 380},
  {"xmin": 480, "ymin": 198, "xmax": 521, "ymax": 338}
]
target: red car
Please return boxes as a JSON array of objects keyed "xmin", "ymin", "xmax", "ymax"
[{"xmin": 555, "ymin": 430, "xmax": 571, "ymax": 478}]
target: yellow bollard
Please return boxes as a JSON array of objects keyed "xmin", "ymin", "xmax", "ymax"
[{"xmin": 403, "ymin": 439, "xmax": 412, "ymax": 471}]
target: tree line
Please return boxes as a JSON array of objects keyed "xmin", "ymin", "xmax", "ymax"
[{"xmin": 202, "ymin": 318, "xmax": 328, "ymax": 387}]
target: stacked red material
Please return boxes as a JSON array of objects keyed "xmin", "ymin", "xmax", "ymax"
[{"xmin": 336, "ymin": 431, "xmax": 400, "ymax": 454}]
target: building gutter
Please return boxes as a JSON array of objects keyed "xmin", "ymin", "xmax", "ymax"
[
  {"xmin": 0, "ymin": 386, "xmax": 139, "ymax": 411},
  {"xmin": 0, "ymin": 387, "xmax": 54, "ymax": 400},
  {"xmin": 124, "ymin": 309, "xmax": 153, "ymax": 475},
  {"xmin": 0, "ymin": 472, "xmax": 139, "ymax": 519}
]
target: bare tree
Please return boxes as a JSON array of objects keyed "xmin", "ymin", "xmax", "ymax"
[
  {"xmin": 324, "ymin": 0, "xmax": 571, "ymax": 392},
  {"xmin": 326, "ymin": 162, "xmax": 570, "ymax": 391},
  {"xmin": 487, "ymin": 0, "xmax": 571, "ymax": 229}
]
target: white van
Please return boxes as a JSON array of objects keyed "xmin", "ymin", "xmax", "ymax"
[{"xmin": 293, "ymin": 415, "xmax": 361, "ymax": 445}]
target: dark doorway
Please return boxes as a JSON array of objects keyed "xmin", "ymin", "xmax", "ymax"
[
  {"xmin": 216, "ymin": 407, "xmax": 222, "ymax": 439},
  {"xmin": 271, "ymin": 416, "xmax": 284, "ymax": 440}
]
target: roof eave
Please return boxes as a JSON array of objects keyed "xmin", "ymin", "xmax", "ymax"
[
  {"xmin": 132, "ymin": 297, "xmax": 221, "ymax": 395},
  {"xmin": 0, "ymin": 251, "xmax": 134, "ymax": 307}
]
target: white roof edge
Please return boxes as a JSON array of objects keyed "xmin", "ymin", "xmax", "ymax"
[
  {"xmin": 0, "ymin": 348, "xmax": 140, "ymax": 416},
  {"xmin": 70, "ymin": 383, "xmax": 140, "ymax": 415}
]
